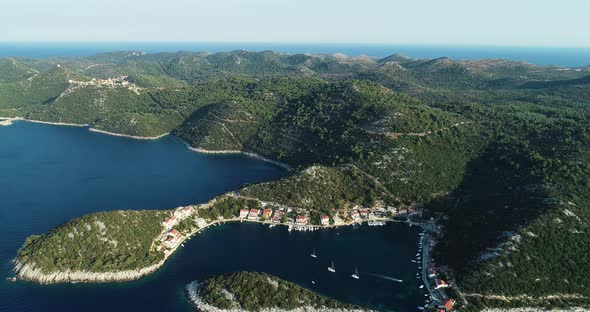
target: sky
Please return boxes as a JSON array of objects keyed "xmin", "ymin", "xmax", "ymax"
[{"xmin": 1, "ymin": 0, "xmax": 589, "ymax": 47}]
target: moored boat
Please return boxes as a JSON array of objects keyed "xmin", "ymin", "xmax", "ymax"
[
  {"xmin": 351, "ymin": 267, "xmax": 359, "ymax": 279},
  {"xmin": 328, "ymin": 261, "xmax": 336, "ymax": 273}
]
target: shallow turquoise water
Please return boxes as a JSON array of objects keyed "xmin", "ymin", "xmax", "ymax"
[{"xmin": 0, "ymin": 121, "xmax": 425, "ymax": 312}]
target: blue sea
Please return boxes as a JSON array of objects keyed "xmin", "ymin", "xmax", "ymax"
[
  {"xmin": 0, "ymin": 121, "xmax": 426, "ymax": 312},
  {"xmin": 0, "ymin": 42, "xmax": 589, "ymax": 67}
]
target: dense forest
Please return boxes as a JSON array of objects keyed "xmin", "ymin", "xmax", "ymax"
[
  {"xmin": 16, "ymin": 210, "xmax": 170, "ymax": 273},
  {"xmin": 193, "ymin": 272, "xmax": 363, "ymax": 311},
  {"xmin": 5, "ymin": 50, "xmax": 590, "ymax": 310}
]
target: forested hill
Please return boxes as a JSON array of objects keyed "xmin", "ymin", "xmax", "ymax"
[
  {"xmin": 187, "ymin": 272, "xmax": 366, "ymax": 311},
  {"xmin": 2, "ymin": 50, "xmax": 590, "ymax": 311}
]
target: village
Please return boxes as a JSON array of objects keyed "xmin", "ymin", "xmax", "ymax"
[
  {"xmin": 64, "ymin": 75, "xmax": 143, "ymax": 96},
  {"xmin": 154, "ymin": 195, "xmax": 456, "ymax": 312}
]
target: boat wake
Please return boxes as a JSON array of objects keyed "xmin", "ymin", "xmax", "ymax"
[{"xmin": 368, "ymin": 273, "xmax": 403, "ymax": 283}]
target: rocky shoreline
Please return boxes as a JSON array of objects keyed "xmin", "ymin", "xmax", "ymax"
[
  {"xmin": 88, "ymin": 127, "xmax": 169, "ymax": 140},
  {"xmin": 2, "ymin": 116, "xmax": 291, "ymax": 169},
  {"xmin": 4, "ymin": 117, "xmax": 89, "ymax": 127},
  {"xmin": 11, "ymin": 212, "xmax": 409, "ymax": 284},
  {"xmin": 176, "ymin": 138, "xmax": 292, "ymax": 170},
  {"xmin": 12, "ymin": 257, "xmax": 167, "ymax": 284}
]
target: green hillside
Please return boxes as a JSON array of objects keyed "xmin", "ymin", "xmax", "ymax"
[
  {"xmin": 5, "ymin": 50, "xmax": 590, "ymax": 310},
  {"xmin": 189, "ymin": 272, "xmax": 363, "ymax": 311},
  {"xmin": 16, "ymin": 210, "xmax": 169, "ymax": 273}
]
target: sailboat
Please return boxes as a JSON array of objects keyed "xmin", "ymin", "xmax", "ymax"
[
  {"xmin": 328, "ymin": 261, "xmax": 336, "ymax": 273},
  {"xmin": 351, "ymin": 267, "xmax": 359, "ymax": 279},
  {"xmin": 310, "ymin": 248, "xmax": 317, "ymax": 258}
]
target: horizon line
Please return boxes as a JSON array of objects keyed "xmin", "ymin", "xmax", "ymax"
[{"xmin": 1, "ymin": 41, "xmax": 590, "ymax": 49}]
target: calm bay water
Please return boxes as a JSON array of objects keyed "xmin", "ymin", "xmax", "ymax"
[
  {"xmin": 0, "ymin": 121, "xmax": 425, "ymax": 312},
  {"xmin": 0, "ymin": 42, "xmax": 588, "ymax": 67}
]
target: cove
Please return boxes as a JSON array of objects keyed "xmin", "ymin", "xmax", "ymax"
[
  {"xmin": 0, "ymin": 121, "xmax": 285, "ymax": 311},
  {"xmin": 0, "ymin": 121, "xmax": 426, "ymax": 312}
]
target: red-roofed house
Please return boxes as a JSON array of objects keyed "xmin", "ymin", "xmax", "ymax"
[
  {"xmin": 296, "ymin": 215, "xmax": 307, "ymax": 225},
  {"xmin": 170, "ymin": 229, "xmax": 182, "ymax": 238},
  {"xmin": 248, "ymin": 209, "xmax": 260, "ymax": 220},
  {"xmin": 239, "ymin": 209, "xmax": 249, "ymax": 219},
  {"xmin": 163, "ymin": 229, "xmax": 183, "ymax": 248},
  {"xmin": 162, "ymin": 216, "xmax": 177, "ymax": 229},
  {"xmin": 262, "ymin": 209, "xmax": 272, "ymax": 219},
  {"xmin": 320, "ymin": 215, "xmax": 330, "ymax": 225},
  {"xmin": 174, "ymin": 206, "xmax": 193, "ymax": 218},
  {"xmin": 437, "ymin": 298, "xmax": 455, "ymax": 311},
  {"xmin": 360, "ymin": 209, "xmax": 370, "ymax": 218},
  {"xmin": 435, "ymin": 279, "xmax": 449, "ymax": 289}
]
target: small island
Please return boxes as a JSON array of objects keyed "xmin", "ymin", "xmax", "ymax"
[{"xmin": 186, "ymin": 272, "xmax": 369, "ymax": 312}]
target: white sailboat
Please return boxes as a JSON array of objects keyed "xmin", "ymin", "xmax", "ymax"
[
  {"xmin": 328, "ymin": 261, "xmax": 336, "ymax": 273},
  {"xmin": 351, "ymin": 267, "xmax": 359, "ymax": 279},
  {"xmin": 310, "ymin": 248, "xmax": 317, "ymax": 258}
]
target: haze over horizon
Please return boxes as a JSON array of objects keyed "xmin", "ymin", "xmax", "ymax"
[{"xmin": 1, "ymin": 0, "xmax": 589, "ymax": 47}]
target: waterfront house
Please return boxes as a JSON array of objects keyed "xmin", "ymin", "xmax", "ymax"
[
  {"xmin": 174, "ymin": 206, "xmax": 192, "ymax": 218},
  {"xmin": 163, "ymin": 236, "xmax": 176, "ymax": 248},
  {"xmin": 360, "ymin": 209, "xmax": 370, "ymax": 218},
  {"xmin": 272, "ymin": 210, "xmax": 284, "ymax": 223},
  {"xmin": 296, "ymin": 215, "xmax": 307, "ymax": 225},
  {"xmin": 248, "ymin": 209, "xmax": 260, "ymax": 220},
  {"xmin": 262, "ymin": 209, "xmax": 272, "ymax": 219},
  {"xmin": 333, "ymin": 215, "xmax": 344, "ymax": 225},
  {"xmin": 162, "ymin": 216, "xmax": 177, "ymax": 229},
  {"xmin": 170, "ymin": 229, "xmax": 182, "ymax": 237},
  {"xmin": 350, "ymin": 210, "xmax": 360, "ymax": 220},
  {"xmin": 239, "ymin": 209, "xmax": 249, "ymax": 219},
  {"xmin": 320, "ymin": 215, "xmax": 330, "ymax": 225},
  {"xmin": 435, "ymin": 279, "xmax": 450, "ymax": 289},
  {"xmin": 196, "ymin": 217, "xmax": 207, "ymax": 228},
  {"xmin": 163, "ymin": 229, "xmax": 183, "ymax": 248},
  {"xmin": 437, "ymin": 298, "xmax": 455, "ymax": 312}
]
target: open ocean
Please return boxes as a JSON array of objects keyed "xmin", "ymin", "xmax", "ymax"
[
  {"xmin": 0, "ymin": 42, "xmax": 588, "ymax": 67},
  {"xmin": 0, "ymin": 121, "xmax": 425, "ymax": 312}
]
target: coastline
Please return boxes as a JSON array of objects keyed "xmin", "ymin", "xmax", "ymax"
[
  {"xmin": 12, "ymin": 257, "xmax": 167, "ymax": 284},
  {"xmin": 3, "ymin": 117, "xmax": 89, "ymax": 127},
  {"xmin": 2, "ymin": 116, "xmax": 291, "ymax": 169},
  {"xmin": 88, "ymin": 128, "xmax": 169, "ymax": 140},
  {"xmin": 1, "ymin": 116, "xmax": 168, "ymax": 139},
  {"xmin": 176, "ymin": 138, "xmax": 292, "ymax": 170},
  {"xmin": 12, "ymin": 206, "xmax": 416, "ymax": 284}
]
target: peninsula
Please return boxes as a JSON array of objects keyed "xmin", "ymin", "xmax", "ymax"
[{"xmin": 13, "ymin": 192, "xmax": 420, "ymax": 284}]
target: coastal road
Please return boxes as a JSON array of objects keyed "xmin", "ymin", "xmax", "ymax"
[{"xmin": 420, "ymin": 223, "xmax": 446, "ymax": 309}]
